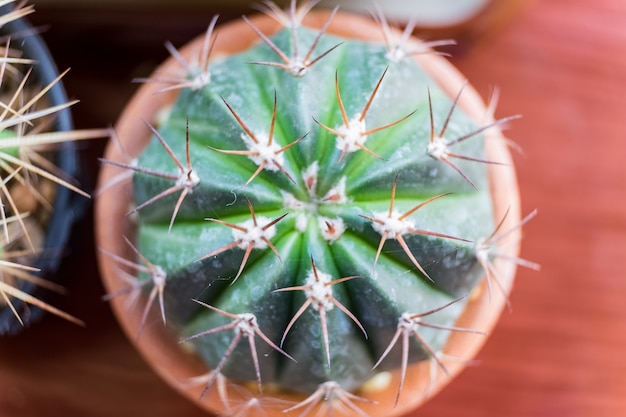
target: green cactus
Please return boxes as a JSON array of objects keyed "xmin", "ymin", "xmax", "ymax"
[{"xmin": 102, "ymin": 2, "xmax": 536, "ymax": 415}]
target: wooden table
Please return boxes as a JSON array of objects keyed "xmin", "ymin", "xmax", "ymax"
[{"xmin": 1, "ymin": 0, "xmax": 625, "ymax": 416}]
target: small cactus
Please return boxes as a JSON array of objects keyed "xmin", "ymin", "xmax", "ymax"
[{"xmin": 100, "ymin": 2, "xmax": 536, "ymax": 415}]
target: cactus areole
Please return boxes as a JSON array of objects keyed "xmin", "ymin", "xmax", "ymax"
[{"xmin": 97, "ymin": 7, "xmax": 523, "ymax": 417}]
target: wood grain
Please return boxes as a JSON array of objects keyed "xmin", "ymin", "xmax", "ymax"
[{"xmin": 1, "ymin": 0, "xmax": 625, "ymax": 416}]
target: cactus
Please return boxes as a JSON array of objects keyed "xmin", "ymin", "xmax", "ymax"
[
  {"xmin": 0, "ymin": 1, "xmax": 110, "ymax": 333},
  {"xmin": 100, "ymin": 2, "xmax": 536, "ymax": 415}
]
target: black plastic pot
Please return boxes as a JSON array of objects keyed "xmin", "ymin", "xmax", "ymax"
[{"xmin": 0, "ymin": 9, "xmax": 88, "ymax": 335}]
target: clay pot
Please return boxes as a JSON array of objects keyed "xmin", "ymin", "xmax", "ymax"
[{"xmin": 96, "ymin": 10, "xmax": 521, "ymax": 417}]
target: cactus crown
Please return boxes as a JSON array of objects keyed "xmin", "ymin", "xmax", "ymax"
[{"xmin": 102, "ymin": 2, "xmax": 535, "ymax": 415}]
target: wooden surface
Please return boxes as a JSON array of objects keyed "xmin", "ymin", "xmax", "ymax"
[{"xmin": 1, "ymin": 0, "xmax": 625, "ymax": 416}]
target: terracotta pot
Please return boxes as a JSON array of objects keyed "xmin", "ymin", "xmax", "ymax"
[{"xmin": 96, "ymin": 10, "xmax": 521, "ymax": 417}]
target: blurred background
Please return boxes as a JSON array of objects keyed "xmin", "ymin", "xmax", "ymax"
[{"xmin": 1, "ymin": 0, "xmax": 625, "ymax": 416}]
